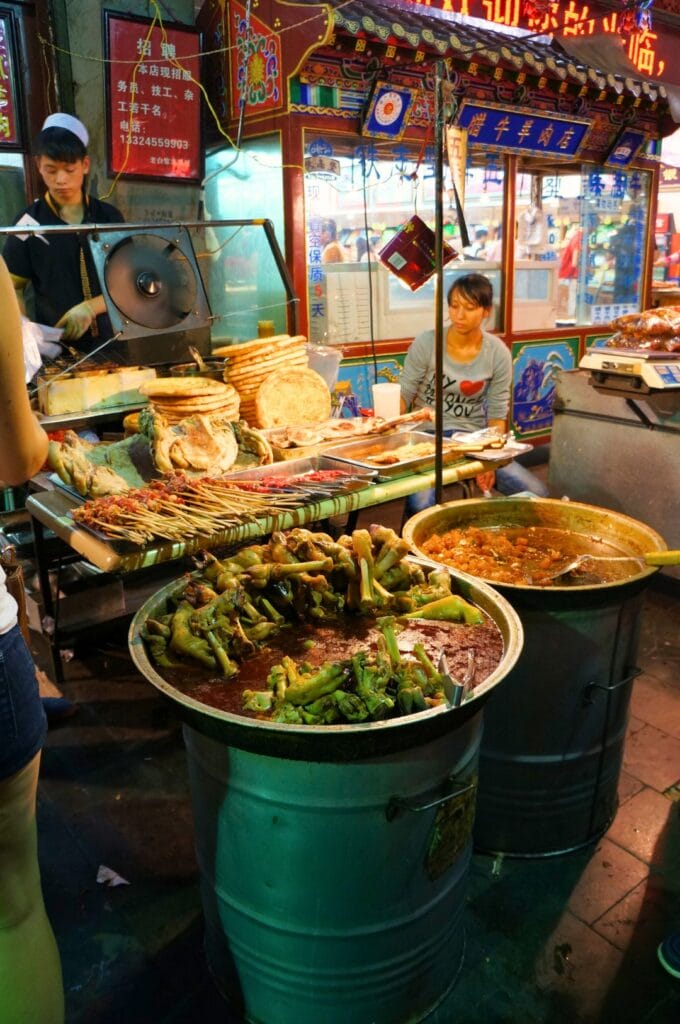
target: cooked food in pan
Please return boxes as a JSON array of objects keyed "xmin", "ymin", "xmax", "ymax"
[
  {"xmin": 364, "ymin": 440, "xmax": 440, "ymax": 465},
  {"xmin": 140, "ymin": 527, "xmax": 503, "ymax": 723},
  {"xmin": 419, "ymin": 525, "xmax": 643, "ymax": 587}
]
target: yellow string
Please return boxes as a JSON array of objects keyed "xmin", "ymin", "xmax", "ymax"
[
  {"xmin": 37, "ymin": 0, "xmax": 435, "ymax": 197},
  {"xmin": 98, "ymin": 12, "xmax": 159, "ymax": 199}
]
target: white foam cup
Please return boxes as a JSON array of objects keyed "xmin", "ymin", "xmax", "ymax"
[{"xmin": 371, "ymin": 382, "xmax": 401, "ymax": 419}]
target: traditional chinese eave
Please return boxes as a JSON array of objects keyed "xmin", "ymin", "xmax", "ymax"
[
  {"xmin": 197, "ymin": 0, "xmax": 675, "ymax": 148},
  {"xmin": 293, "ymin": 1, "xmax": 675, "ymax": 152},
  {"xmin": 322, "ymin": 0, "xmax": 668, "ymax": 104}
]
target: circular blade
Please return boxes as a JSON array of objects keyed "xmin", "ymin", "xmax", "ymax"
[{"xmin": 104, "ymin": 234, "xmax": 197, "ymax": 329}]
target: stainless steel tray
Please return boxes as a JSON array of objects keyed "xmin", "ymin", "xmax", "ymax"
[
  {"xmin": 323, "ymin": 431, "xmax": 463, "ymax": 479},
  {"xmin": 227, "ymin": 456, "xmax": 377, "ymax": 493},
  {"xmin": 36, "ymin": 402, "xmax": 146, "ymax": 431}
]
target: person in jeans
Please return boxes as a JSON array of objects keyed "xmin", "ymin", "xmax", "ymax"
[
  {"xmin": 0, "ymin": 255, "xmax": 64, "ymax": 1023},
  {"xmin": 400, "ymin": 273, "xmax": 548, "ymax": 521}
]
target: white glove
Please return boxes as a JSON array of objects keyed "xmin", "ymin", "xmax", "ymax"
[{"xmin": 56, "ymin": 300, "xmax": 95, "ymax": 340}]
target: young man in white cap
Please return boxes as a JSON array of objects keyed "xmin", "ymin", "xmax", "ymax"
[{"xmin": 3, "ymin": 112, "xmax": 124, "ymax": 353}]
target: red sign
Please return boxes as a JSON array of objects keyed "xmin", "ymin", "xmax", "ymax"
[
  {"xmin": 0, "ymin": 16, "xmax": 19, "ymax": 146},
  {"xmin": 104, "ymin": 12, "xmax": 202, "ymax": 182}
]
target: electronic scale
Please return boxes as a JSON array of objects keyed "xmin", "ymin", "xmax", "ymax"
[{"xmin": 579, "ymin": 348, "xmax": 680, "ymax": 395}]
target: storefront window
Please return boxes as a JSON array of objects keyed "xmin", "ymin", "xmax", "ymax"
[
  {"xmin": 303, "ymin": 134, "xmax": 650, "ymax": 342},
  {"xmin": 513, "ymin": 164, "xmax": 651, "ymax": 330},
  {"xmin": 303, "ymin": 133, "xmax": 505, "ymax": 345},
  {"xmin": 202, "ymin": 136, "xmax": 287, "ymax": 343}
]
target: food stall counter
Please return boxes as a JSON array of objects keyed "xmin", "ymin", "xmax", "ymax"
[{"xmin": 26, "ymin": 457, "xmax": 503, "ymax": 574}]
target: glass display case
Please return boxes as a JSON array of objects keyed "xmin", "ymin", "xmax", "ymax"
[
  {"xmin": 203, "ymin": 138, "xmax": 289, "ymax": 344},
  {"xmin": 310, "ymin": 261, "xmax": 502, "ymax": 346},
  {"xmin": 302, "ymin": 133, "xmax": 506, "ymax": 345}
]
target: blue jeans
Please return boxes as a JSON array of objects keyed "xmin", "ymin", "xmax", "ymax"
[
  {"xmin": 0, "ymin": 625, "xmax": 46, "ymax": 780},
  {"xmin": 403, "ymin": 449, "xmax": 549, "ymax": 519}
]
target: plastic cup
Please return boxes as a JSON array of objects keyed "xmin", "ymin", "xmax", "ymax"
[{"xmin": 372, "ymin": 382, "xmax": 401, "ymax": 419}]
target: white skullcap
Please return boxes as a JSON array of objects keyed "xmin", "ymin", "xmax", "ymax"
[{"xmin": 41, "ymin": 113, "xmax": 89, "ymax": 148}]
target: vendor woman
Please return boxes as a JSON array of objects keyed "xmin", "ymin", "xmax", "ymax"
[
  {"xmin": 3, "ymin": 113, "xmax": 124, "ymax": 353},
  {"xmin": 400, "ymin": 273, "xmax": 548, "ymax": 517}
]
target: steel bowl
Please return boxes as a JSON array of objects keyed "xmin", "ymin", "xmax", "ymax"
[
  {"xmin": 128, "ymin": 560, "xmax": 523, "ymax": 761},
  {"xmin": 402, "ymin": 496, "xmax": 667, "ymax": 594}
]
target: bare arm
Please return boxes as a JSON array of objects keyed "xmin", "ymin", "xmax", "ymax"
[
  {"xmin": 488, "ymin": 417, "xmax": 507, "ymax": 434},
  {"xmin": 9, "ymin": 272, "xmax": 29, "ymax": 317},
  {"xmin": 0, "ymin": 257, "xmax": 49, "ymax": 485},
  {"xmin": 476, "ymin": 420, "xmax": 508, "ymax": 494}
]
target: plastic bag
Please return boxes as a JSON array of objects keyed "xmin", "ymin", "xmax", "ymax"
[
  {"xmin": 21, "ymin": 317, "xmax": 63, "ymax": 382},
  {"xmin": 306, "ymin": 343, "xmax": 342, "ymax": 390},
  {"xmin": 21, "ymin": 316, "xmax": 43, "ymax": 383}
]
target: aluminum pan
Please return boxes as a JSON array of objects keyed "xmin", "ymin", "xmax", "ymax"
[
  {"xmin": 227, "ymin": 455, "xmax": 377, "ymax": 491},
  {"xmin": 323, "ymin": 431, "xmax": 464, "ymax": 479}
]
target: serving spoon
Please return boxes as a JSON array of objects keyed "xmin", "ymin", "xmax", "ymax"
[
  {"xmin": 188, "ymin": 345, "xmax": 208, "ymax": 373},
  {"xmin": 544, "ymin": 548, "xmax": 680, "ymax": 582}
]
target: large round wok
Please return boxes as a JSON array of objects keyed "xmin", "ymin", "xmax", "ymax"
[
  {"xmin": 128, "ymin": 560, "xmax": 523, "ymax": 761},
  {"xmin": 402, "ymin": 496, "xmax": 667, "ymax": 596}
]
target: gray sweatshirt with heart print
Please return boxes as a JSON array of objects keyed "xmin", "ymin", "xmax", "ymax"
[{"xmin": 399, "ymin": 328, "xmax": 512, "ymax": 433}]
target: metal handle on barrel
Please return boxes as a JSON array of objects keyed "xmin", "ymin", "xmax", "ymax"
[
  {"xmin": 386, "ymin": 776, "xmax": 475, "ymax": 821},
  {"xmin": 583, "ymin": 667, "xmax": 641, "ymax": 705}
]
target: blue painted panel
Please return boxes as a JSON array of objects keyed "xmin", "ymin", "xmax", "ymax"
[{"xmin": 511, "ymin": 339, "xmax": 579, "ymax": 438}]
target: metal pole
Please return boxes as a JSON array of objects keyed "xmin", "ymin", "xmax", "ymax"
[{"xmin": 433, "ymin": 63, "xmax": 445, "ymax": 506}]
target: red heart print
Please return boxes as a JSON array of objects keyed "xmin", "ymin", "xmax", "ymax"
[{"xmin": 460, "ymin": 380, "xmax": 485, "ymax": 396}]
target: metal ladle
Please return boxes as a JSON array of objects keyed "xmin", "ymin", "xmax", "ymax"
[
  {"xmin": 545, "ymin": 548, "xmax": 680, "ymax": 582},
  {"xmin": 188, "ymin": 345, "xmax": 208, "ymax": 372}
]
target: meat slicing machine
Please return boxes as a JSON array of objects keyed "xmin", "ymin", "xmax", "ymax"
[{"xmin": 88, "ymin": 225, "xmax": 212, "ymax": 366}]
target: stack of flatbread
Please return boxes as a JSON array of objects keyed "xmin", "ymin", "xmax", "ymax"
[
  {"xmin": 214, "ymin": 334, "xmax": 313, "ymax": 426},
  {"xmin": 138, "ymin": 377, "xmax": 240, "ymax": 424}
]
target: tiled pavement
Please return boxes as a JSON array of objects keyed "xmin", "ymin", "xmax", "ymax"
[{"xmin": 32, "ymin": 497, "xmax": 680, "ymax": 1024}]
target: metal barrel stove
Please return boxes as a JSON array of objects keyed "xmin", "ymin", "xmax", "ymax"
[
  {"xmin": 129, "ymin": 569, "xmax": 522, "ymax": 1024},
  {"xmin": 403, "ymin": 497, "xmax": 666, "ymax": 858}
]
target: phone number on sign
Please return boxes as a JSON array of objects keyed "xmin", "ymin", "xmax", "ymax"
[{"xmin": 119, "ymin": 135, "xmax": 190, "ymax": 149}]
